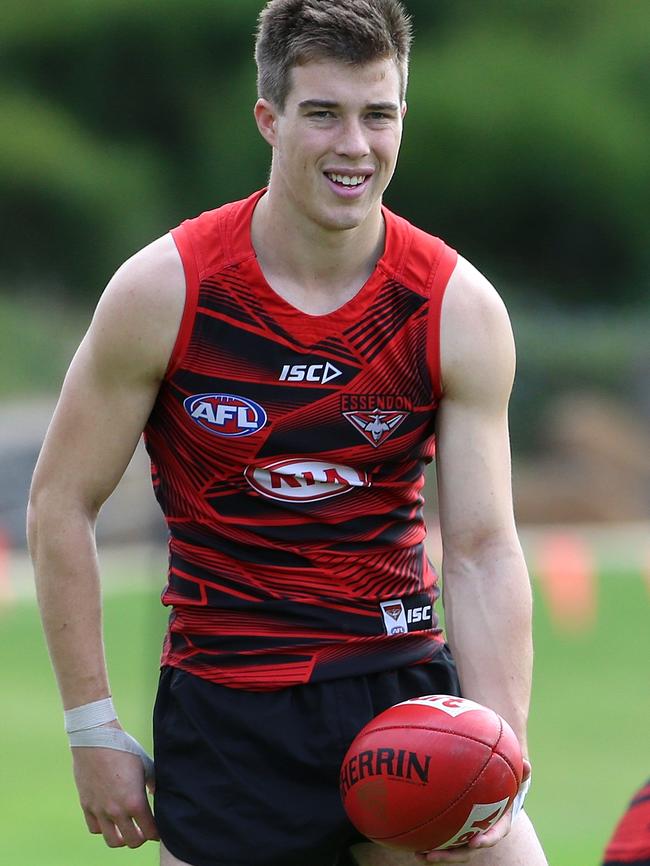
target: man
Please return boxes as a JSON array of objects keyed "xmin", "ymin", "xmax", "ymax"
[{"xmin": 28, "ymin": 1, "xmax": 548, "ymax": 865}]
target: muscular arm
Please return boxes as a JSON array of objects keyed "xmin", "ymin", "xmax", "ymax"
[
  {"xmin": 436, "ymin": 256, "xmax": 532, "ymax": 756},
  {"xmin": 27, "ymin": 233, "xmax": 184, "ymax": 847}
]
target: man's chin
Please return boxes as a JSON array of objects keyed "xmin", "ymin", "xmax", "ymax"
[{"xmin": 315, "ymin": 203, "xmax": 375, "ymax": 233}]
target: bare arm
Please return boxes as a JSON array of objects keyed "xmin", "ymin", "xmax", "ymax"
[
  {"xmin": 27, "ymin": 233, "xmax": 184, "ymax": 847},
  {"xmin": 423, "ymin": 257, "xmax": 533, "ymax": 863},
  {"xmin": 436, "ymin": 257, "xmax": 532, "ymax": 752}
]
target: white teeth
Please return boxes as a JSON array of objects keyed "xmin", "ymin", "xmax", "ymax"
[{"xmin": 327, "ymin": 173, "xmax": 366, "ymax": 186}]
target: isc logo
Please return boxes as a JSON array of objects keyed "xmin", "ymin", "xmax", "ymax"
[
  {"xmin": 407, "ymin": 605, "xmax": 431, "ymax": 624},
  {"xmin": 184, "ymin": 393, "xmax": 267, "ymax": 437},
  {"xmin": 279, "ymin": 362, "xmax": 342, "ymax": 384}
]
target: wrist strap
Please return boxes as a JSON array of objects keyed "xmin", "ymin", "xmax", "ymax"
[
  {"xmin": 512, "ymin": 774, "xmax": 531, "ymax": 822},
  {"xmin": 69, "ymin": 727, "xmax": 155, "ymax": 783},
  {"xmin": 64, "ymin": 697, "xmax": 117, "ymax": 733}
]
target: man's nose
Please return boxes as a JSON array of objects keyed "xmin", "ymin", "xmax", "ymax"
[{"xmin": 334, "ymin": 118, "xmax": 370, "ymax": 159}]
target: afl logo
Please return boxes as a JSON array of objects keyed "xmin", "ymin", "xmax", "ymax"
[
  {"xmin": 184, "ymin": 393, "xmax": 267, "ymax": 437},
  {"xmin": 245, "ymin": 459, "xmax": 369, "ymax": 502}
]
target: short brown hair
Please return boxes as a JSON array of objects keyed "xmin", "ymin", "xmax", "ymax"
[{"xmin": 255, "ymin": 0, "xmax": 413, "ymax": 110}]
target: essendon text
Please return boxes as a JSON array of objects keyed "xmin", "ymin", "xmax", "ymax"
[{"xmin": 340, "ymin": 394, "xmax": 412, "ymax": 412}]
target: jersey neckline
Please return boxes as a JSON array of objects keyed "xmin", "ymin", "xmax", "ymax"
[{"xmin": 226, "ymin": 188, "xmax": 405, "ymax": 324}]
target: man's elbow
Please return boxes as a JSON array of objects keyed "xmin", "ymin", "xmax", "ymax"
[
  {"xmin": 442, "ymin": 529, "xmax": 525, "ymax": 579},
  {"xmin": 26, "ymin": 472, "xmax": 49, "ymax": 555},
  {"xmin": 26, "ymin": 479, "xmax": 96, "ymax": 563},
  {"xmin": 26, "ymin": 494, "xmax": 38, "ymax": 557}
]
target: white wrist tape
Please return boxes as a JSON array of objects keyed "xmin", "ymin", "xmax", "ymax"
[
  {"xmin": 69, "ymin": 727, "xmax": 155, "ymax": 784},
  {"xmin": 511, "ymin": 774, "xmax": 531, "ymax": 822},
  {"xmin": 64, "ymin": 697, "xmax": 116, "ymax": 733},
  {"xmin": 64, "ymin": 697, "xmax": 154, "ymax": 784}
]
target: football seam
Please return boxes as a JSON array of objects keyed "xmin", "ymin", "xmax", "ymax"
[
  {"xmin": 493, "ymin": 718, "xmax": 521, "ymax": 784},
  {"xmin": 365, "ymin": 721, "xmax": 518, "ymax": 843},
  {"xmin": 352, "ymin": 723, "xmax": 500, "ymax": 750},
  {"xmin": 369, "ymin": 750, "xmax": 495, "ymax": 841}
]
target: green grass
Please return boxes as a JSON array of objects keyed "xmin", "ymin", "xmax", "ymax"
[
  {"xmin": 528, "ymin": 567, "xmax": 650, "ymax": 865},
  {"xmin": 2, "ymin": 570, "xmax": 649, "ymax": 866},
  {"xmin": 2, "ymin": 585, "xmax": 166, "ymax": 866}
]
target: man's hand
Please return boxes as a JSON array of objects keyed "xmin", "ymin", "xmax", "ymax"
[
  {"xmin": 416, "ymin": 761, "xmax": 532, "ymax": 864},
  {"xmin": 72, "ymin": 736, "xmax": 159, "ymax": 848}
]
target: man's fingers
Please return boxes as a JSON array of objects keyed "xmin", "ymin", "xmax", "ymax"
[
  {"xmin": 133, "ymin": 802, "xmax": 160, "ymax": 842},
  {"xmin": 73, "ymin": 747, "xmax": 158, "ymax": 847},
  {"xmin": 468, "ymin": 814, "xmax": 511, "ymax": 849},
  {"xmin": 108, "ymin": 797, "xmax": 159, "ymax": 849},
  {"xmin": 115, "ymin": 817, "xmax": 148, "ymax": 849},
  {"xmin": 82, "ymin": 807, "xmax": 102, "ymax": 834},
  {"xmin": 97, "ymin": 809, "xmax": 146, "ymax": 850},
  {"xmin": 83, "ymin": 802, "xmax": 158, "ymax": 849},
  {"xmin": 97, "ymin": 815, "xmax": 126, "ymax": 848},
  {"xmin": 416, "ymin": 763, "xmax": 528, "ymax": 864},
  {"xmin": 417, "ymin": 813, "xmax": 510, "ymax": 862},
  {"xmin": 468, "ymin": 825, "xmax": 504, "ymax": 848}
]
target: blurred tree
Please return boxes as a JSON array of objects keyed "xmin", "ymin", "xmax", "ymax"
[
  {"xmin": 0, "ymin": 0, "xmax": 263, "ymax": 295},
  {"xmin": 393, "ymin": 0, "xmax": 650, "ymax": 306},
  {"xmin": 1, "ymin": 0, "xmax": 648, "ymax": 306}
]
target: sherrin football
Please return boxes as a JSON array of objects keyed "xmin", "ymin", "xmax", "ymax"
[{"xmin": 340, "ymin": 694, "xmax": 523, "ymax": 851}]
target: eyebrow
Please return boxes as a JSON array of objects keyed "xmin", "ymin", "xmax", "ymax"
[{"xmin": 298, "ymin": 99, "xmax": 400, "ymax": 112}]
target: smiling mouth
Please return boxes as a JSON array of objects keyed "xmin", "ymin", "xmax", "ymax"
[{"xmin": 325, "ymin": 172, "xmax": 371, "ymax": 188}]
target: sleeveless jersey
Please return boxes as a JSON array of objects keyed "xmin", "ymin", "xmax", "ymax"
[
  {"xmin": 603, "ymin": 779, "xmax": 650, "ymax": 865},
  {"xmin": 144, "ymin": 188, "xmax": 458, "ymax": 690}
]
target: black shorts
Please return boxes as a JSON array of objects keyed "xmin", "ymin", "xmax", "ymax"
[{"xmin": 153, "ymin": 646, "xmax": 460, "ymax": 866}]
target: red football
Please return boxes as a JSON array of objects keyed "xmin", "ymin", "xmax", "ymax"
[{"xmin": 340, "ymin": 694, "xmax": 523, "ymax": 851}]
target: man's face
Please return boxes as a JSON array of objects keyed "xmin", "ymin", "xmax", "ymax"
[{"xmin": 260, "ymin": 56, "xmax": 406, "ymax": 233}]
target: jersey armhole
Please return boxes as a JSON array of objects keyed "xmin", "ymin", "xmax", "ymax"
[
  {"xmin": 426, "ymin": 243, "xmax": 458, "ymax": 401},
  {"xmin": 165, "ymin": 223, "xmax": 201, "ymax": 378}
]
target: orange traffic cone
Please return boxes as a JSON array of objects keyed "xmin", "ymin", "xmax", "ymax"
[{"xmin": 535, "ymin": 532, "xmax": 597, "ymax": 633}]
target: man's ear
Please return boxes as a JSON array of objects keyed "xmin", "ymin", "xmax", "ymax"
[
  {"xmin": 401, "ymin": 101, "xmax": 408, "ymax": 119},
  {"xmin": 254, "ymin": 98, "xmax": 280, "ymax": 147}
]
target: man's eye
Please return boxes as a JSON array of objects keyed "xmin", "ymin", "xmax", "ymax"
[
  {"xmin": 309, "ymin": 111, "xmax": 334, "ymax": 119},
  {"xmin": 368, "ymin": 112, "xmax": 391, "ymax": 121}
]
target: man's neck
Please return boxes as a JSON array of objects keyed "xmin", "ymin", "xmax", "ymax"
[{"xmin": 250, "ymin": 189, "xmax": 385, "ymax": 315}]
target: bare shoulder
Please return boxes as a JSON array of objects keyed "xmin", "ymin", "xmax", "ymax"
[
  {"xmin": 440, "ymin": 255, "xmax": 516, "ymax": 405},
  {"xmin": 86, "ymin": 233, "xmax": 185, "ymax": 385}
]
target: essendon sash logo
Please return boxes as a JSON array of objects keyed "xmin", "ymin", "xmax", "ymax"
[
  {"xmin": 340, "ymin": 747, "xmax": 432, "ymax": 798},
  {"xmin": 341, "ymin": 394, "xmax": 411, "ymax": 447},
  {"xmin": 379, "ymin": 595, "xmax": 434, "ymax": 635}
]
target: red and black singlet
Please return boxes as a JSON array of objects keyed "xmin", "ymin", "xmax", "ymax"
[
  {"xmin": 603, "ymin": 780, "xmax": 650, "ymax": 866},
  {"xmin": 144, "ymin": 189, "xmax": 458, "ymax": 689}
]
